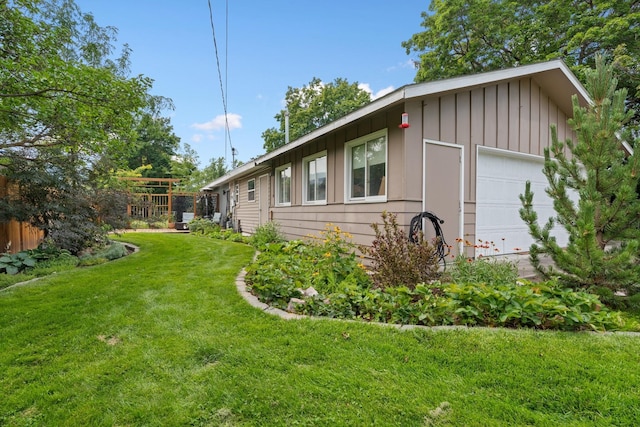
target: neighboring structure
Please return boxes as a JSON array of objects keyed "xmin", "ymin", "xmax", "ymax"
[
  {"xmin": 0, "ymin": 176, "xmax": 43, "ymax": 253},
  {"xmin": 203, "ymin": 60, "xmax": 597, "ymax": 257}
]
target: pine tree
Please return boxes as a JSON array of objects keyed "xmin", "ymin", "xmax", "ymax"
[{"xmin": 519, "ymin": 56, "xmax": 640, "ymax": 293}]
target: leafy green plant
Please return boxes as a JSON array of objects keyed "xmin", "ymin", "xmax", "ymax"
[
  {"xmin": 362, "ymin": 211, "xmax": 441, "ymax": 290},
  {"xmin": 245, "ymin": 224, "xmax": 371, "ymax": 307},
  {"xmin": 101, "ymin": 242, "xmax": 128, "ymax": 260},
  {"xmin": 188, "ymin": 218, "xmax": 220, "ymax": 234},
  {"xmin": 296, "ymin": 279, "xmax": 626, "ymax": 332},
  {"xmin": 250, "ymin": 221, "xmax": 285, "ymax": 250},
  {"xmin": 307, "ymin": 224, "xmax": 370, "ymax": 295},
  {"xmin": 244, "ymin": 241, "xmax": 306, "ymax": 308},
  {"xmin": 0, "ymin": 252, "xmax": 36, "ymax": 275},
  {"xmin": 29, "ymin": 244, "xmax": 71, "ymax": 262}
]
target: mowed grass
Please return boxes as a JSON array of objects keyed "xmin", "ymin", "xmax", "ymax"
[{"xmin": 1, "ymin": 233, "xmax": 639, "ymax": 426}]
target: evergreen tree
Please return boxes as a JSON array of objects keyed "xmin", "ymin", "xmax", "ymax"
[{"xmin": 519, "ymin": 57, "xmax": 640, "ymax": 293}]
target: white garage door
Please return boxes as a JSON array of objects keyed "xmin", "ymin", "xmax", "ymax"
[{"xmin": 476, "ymin": 149, "xmax": 570, "ymax": 256}]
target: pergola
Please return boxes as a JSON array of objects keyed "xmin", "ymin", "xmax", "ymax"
[{"xmin": 118, "ymin": 177, "xmax": 197, "ymax": 228}]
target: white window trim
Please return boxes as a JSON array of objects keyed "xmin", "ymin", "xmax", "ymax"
[
  {"xmin": 344, "ymin": 129, "xmax": 388, "ymax": 203},
  {"xmin": 302, "ymin": 151, "xmax": 328, "ymax": 206},
  {"xmin": 275, "ymin": 163, "xmax": 292, "ymax": 207},
  {"xmin": 247, "ymin": 178, "xmax": 256, "ymax": 203}
]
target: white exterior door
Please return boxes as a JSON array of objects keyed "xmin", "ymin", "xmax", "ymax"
[{"xmin": 476, "ymin": 148, "xmax": 570, "ymax": 256}]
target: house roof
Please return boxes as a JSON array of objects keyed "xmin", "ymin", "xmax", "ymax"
[{"xmin": 202, "ymin": 59, "xmax": 596, "ymax": 191}]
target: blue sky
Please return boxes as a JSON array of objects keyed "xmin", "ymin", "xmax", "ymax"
[{"xmin": 75, "ymin": 1, "xmax": 429, "ymax": 169}]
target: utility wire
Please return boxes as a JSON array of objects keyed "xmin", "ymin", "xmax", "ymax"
[{"xmin": 207, "ymin": 0, "xmax": 234, "ymax": 165}]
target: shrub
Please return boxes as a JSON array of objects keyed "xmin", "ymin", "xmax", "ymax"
[
  {"xmin": 188, "ymin": 218, "xmax": 220, "ymax": 235},
  {"xmin": 77, "ymin": 241, "xmax": 128, "ymax": 267},
  {"xmin": 101, "ymin": 242, "xmax": 128, "ymax": 260},
  {"xmin": 128, "ymin": 219, "xmax": 150, "ymax": 229},
  {"xmin": 362, "ymin": 211, "xmax": 441, "ymax": 290},
  {"xmin": 250, "ymin": 221, "xmax": 285, "ymax": 250}
]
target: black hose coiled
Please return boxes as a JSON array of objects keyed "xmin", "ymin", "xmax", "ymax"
[{"xmin": 409, "ymin": 211, "xmax": 450, "ymax": 266}]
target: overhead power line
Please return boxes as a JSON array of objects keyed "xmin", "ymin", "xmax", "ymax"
[{"xmin": 207, "ymin": 0, "xmax": 233, "ymax": 165}]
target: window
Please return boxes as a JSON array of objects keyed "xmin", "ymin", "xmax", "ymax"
[
  {"xmin": 275, "ymin": 164, "xmax": 291, "ymax": 206},
  {"xmin": 303, "ymin": 152, "xmax": 327, "ymax": 204},
  {"xmin": 346, "ymin": 130, "xmax": 387, "ymax": 202},
  {"xmin": 247, "ymin": 179, "xmax": 255, "ymax": 202}
]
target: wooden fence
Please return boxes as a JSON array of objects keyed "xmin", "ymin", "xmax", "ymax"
[{"xmin": 0, "ymin": 176, "xmax": 44, "ymax": 253}]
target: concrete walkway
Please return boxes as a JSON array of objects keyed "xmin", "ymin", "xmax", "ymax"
[{"xmin": 492, "ymin": 253, "xmax": 552, "ymax": 280}]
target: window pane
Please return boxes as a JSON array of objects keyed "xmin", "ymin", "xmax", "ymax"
[
  {"xmin": 307, "ymin": 160, "xmax": 316, "ymax": 201},
  {"xmin": 248, "ymin": 179, "xmax": 255, "ymax": 201},
  {"xmin": 316, "ymin": 156, "xmax": 326, "ymax": 201},
  {"xmin": 279, "ymin": 167, "xmax": 291, "ymax": 204},
  {"xmin": 367, "ymin": 138, "xmax": 386, "ymax": 197},
  {"xmin": 306, "ymin": 155, "xmax": 327, "ymax": 202},
  {"xmin": 351, "ymin": 144, "xmax": 365, "ymax": 198}
]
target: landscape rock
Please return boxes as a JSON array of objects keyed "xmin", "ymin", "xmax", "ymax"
[{"xmin": 287, "ymin": 298, "xmax": 306, "ymax": 313}]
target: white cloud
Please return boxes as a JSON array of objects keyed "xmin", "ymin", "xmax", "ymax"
[
  {"xmin": 191, "ymin": 113, "xmax": 242, "ymax": 132},
  {"xmin": 359, "ymin": 83, "xmax": 395, "ymax": 100},
  {"xmin": 358, "ymin": 83, "xmax": 373, "ymax": 95},
  {"xmin": 191, "ymin": 134, "xmax": 203, "ymax": 143},
  {"xmin": 373, "ymin": 85, "xmax": 395, "ymax": 99},
  {"xmin": 386, "ymin": 59, "xmax": 417, "ymax": 73}
]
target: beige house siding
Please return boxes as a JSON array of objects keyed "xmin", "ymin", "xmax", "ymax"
[
  {"xmin": 417, "ymin": 77, "xmax": 575, "ymax": 248},
  {"xmin": 203, "ymin": 61, "xmax": 588, "ymax": 256},
  {"xmin": 272, "ymin": 201, "xmax": 421, "ymax": 247},
  {"xmin": 269, "ymin": 106, "xmax": 419, "ymax": 247},
  {"xmin": 261, "ymin": 77, "xmax": 575, "ymax": 250},
  {"xmin": 234, "ymin": 175, "xmax": 260, "ymax": 234}
]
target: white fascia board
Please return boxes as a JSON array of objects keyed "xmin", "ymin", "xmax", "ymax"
[
  {"xmin": 201, "ymin": 162, "xmax": 269, "ymax": 191},
  {"xmin": 405, "ymin": 60, "xmax": 589, "ymax": 101}
]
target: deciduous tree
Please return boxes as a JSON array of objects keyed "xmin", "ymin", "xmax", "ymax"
[
  {"xmin": 403, "ymin": 0, "xmax": 640, "ymax": 128},
  {"xmin": 262, "ymin": 77, "xmax": 371, "ymax": 153},
  {"xmin": 0, "ymin": 0, "xmax": 158, "ymax": 251},
  {"xmin": 1, "ymin": 0, "xmax": 152, "ymax": 158}
]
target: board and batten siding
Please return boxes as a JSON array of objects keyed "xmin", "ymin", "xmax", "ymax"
[
  {"xmin": 233, "ymin": 175, "xmax": 260, "ymax": 234},
  {"xmin": 418, "ymin": 76, "xmax": 575, "ymax": 248},
  {"xmin": 272, "ymin": 201, "xmax": 421, "ymax": 248},
  {"xmin": 269, "ymin": 106, "xmax": 421, "ymax": 247}
]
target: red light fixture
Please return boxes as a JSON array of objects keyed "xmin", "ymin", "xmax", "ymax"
[{"xmin": 399, "ymin": 112, "xmax": 410, "ymax": 129}]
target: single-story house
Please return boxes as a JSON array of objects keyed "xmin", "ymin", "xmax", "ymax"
[{"xmin": 203, "ymin": 59, "xmax": 598, "ymax": 257}]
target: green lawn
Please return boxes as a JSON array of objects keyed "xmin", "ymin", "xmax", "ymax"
[{"xmin": 1, "ymin": 233, "xmax": 639, "ymax": 426}]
